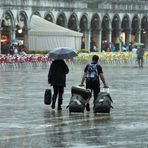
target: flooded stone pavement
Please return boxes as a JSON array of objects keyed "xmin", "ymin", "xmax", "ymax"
[{"xmin": 0, "ymin": 62, "xmax": 148, "ymax": 148}]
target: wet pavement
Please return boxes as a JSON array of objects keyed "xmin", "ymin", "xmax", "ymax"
[{"xmin": 0, "ymin": 62, "xmax": 148, "ymax": 148}]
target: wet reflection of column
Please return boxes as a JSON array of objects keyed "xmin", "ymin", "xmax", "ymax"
[
  {"xmin": 85, "ymin": 30, "xmax": 91, "ymax": 51},
  {"xmin": 44, "ymin": 110, "xmax": 67, "ymax": 147}
]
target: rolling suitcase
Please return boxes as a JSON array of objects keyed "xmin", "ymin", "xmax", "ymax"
[
  {"xmin": 68, "ymin": 86, "xmax": 91, "ymax": 113},
  {"xmin": 94, "ymin": 88, "xmax": 113, "ymax": 113}
]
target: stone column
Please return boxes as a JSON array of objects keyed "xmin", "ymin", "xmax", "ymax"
[
  {"xmin": 85, "ymin": 30, "xmax": 91, "ymax": 51},
  {"xmin": 24, "ymin": 27, "xmax": 30, "ymax": 49},
  {"xmin": 137, "ymin": 29, "xmax": 141, "ymax": 43},
  {"xmin": 10, "ymin": 27, "xmax": 16, "ymax": 41},
  {"xmin": 118, "ymin": 29, "xmax": 122, "ymax": 52},
  {"xmin": 96, "ymin": 29, "xmax": 102, "ymax": 52},
  {"xmin": 126, "ymin": 29, "xmax": 131, "ymax": 43}
]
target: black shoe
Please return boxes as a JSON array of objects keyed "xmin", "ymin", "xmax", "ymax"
[
  {"xmin": 51, "ymin": 102, "xmax": 55, "ymax": 109},
  {"xmin": 86, "ymin": 103, "xmax": 90, "ymax": 111}
]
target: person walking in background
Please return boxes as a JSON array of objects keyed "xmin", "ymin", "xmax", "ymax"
[
  {"xmin": 136, "ymin": 46, "xmax": 145, "ymax": 68},
  {"xmin": 48, "ymin": 59, "xmax": 69, "ymax": 110},
  {"xmin": 131, "ymin": 45, "xmax": 138, "ymax": 64},
  {"xmin": 9, "ymin": 45, "xmax": 14, "ymax": 55},
  {"xmin": 80, "ymin": 55, "xmax": 108, "ymax": 111},
  {"xmin": 1, "ymin": 43, "xmax": 9, "ymax": 55}
]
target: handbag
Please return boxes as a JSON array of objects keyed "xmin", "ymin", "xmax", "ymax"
[{"xmin": 44, "ymin": 89, "xmax": 52, "ymax": 105}]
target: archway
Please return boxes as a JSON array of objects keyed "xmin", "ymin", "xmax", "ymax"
[
  {"xmin": 121, "ymin": 15, "xmax": 130, "ymax": 44},
  {"xmin": 16, "ymin": 11, "xmax": 28, "ymax": 48},
  {"xmin": 56, "ymin": 13, "xmax": 66, "ymax": 27},
  {"xmin": 1, "ymin": 11, "xmax": 14, "ymax": 54},
  {"xmin": 102, "ymin": 15, "xmax": 110, "ymax": 51},
  {"xmin": 141, "ymin": 15, "xmax": 148, "ymax": 46},
  {"xmin": 112, "ymin": 14, "xmax": 120, "ymax": 51},
  {"xmin": 90, "ymin": 14, "xmax": 100, "ymax": 52},
  {"xmin": 68, "ymin": 13, "xmax": 78, "ymax": 31},
  {"xmin": 32, "ymin": 11, "xmax": 41, "ymax": 17},
  {"xmin": 80, "ymin": 15, "xmax": 88, "ymax": 49},
  {"xmin": 44, "ymin": 13, "xmax": 53, "ymax": 23},
  {"xmin": 131, "ymin": 15, "xmax": 140, "ymax": 42}
]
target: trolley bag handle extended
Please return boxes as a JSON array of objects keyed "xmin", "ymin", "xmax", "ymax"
[
  {"xmin": 102, "ymin": 86, "xmax": 109, "ymax": 93},
  {"xmin": 101, "ymin": 86, "xmax": 113, "ymax": 103}
]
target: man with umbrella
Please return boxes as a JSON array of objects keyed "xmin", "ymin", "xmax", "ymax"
[
  {"xmin": 48, "ymin": 59, "xmax": 69, "ymax": 110},
  {"xmin": 48, "ymin": 47, "xmax": 77, "ymax": 110}
]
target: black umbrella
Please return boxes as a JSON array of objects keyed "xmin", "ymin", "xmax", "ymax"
[{"xmin": 48, "ymin": 47, "xmax": 78, "ymax": 59}]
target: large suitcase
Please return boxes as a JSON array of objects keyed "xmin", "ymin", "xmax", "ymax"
[
  {"xmin": 94, "ymin": 91, "xmax": 113, "ymax": 113},
  {"xmin": 68, "ymin": 86, "xmax": 91, "ymax": 113}
]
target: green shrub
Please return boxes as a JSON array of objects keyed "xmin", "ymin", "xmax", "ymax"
[
  {"xmin": 26, "ymin": 50, "xmax": 49, "ymax": 54},
  {"xmin": 77, "ymin": 49, "xmax": 89, "ymax": 53}
]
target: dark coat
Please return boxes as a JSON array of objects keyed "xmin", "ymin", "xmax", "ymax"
[{"xmin": 48, "ymin": 60, "xmax": 69, "ymax": 87}]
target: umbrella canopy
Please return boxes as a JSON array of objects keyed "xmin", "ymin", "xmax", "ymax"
[
  {"xmin": 11, "ymin": 39, "xmax": 21, "ymax": 45},
  {"xmin": 48, "ymin": 47, "xmax": 78, "ymax": 59},
  {"xmin": 133, "ymin": 42, "xmax": 144, "ymax": 46}
]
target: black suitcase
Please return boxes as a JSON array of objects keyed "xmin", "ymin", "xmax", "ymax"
[
  {"xmin": 68, "ymin": 86, "xmax": 91, "ymax": 113},
  {"xmin": 94, "ymin": 91, "xmax": 113, "ymax": 113},
  {"xmin": 69, "ymin": 94, "xmax": 86, "ymax": 113},
  {"xmin": 44, "ymin": 89, "xmax": 52, "ymax": 105}
]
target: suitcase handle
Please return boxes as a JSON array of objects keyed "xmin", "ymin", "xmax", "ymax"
[{"xmin": 102, "ymin": 87, "xmax": 109, "ymax": 93}]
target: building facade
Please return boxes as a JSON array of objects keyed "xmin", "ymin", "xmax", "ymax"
[{"xmin": 0, "ymin": 0, "xmax": 148, "ymax": 53}]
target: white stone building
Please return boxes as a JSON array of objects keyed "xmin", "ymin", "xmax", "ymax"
[{"xmin": 0, "ymin": 0, "xmax": 148, "ymax": 53}]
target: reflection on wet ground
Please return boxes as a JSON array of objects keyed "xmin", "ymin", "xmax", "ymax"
[{"xmin": 0, "ymin": 62, "xmax": 148, "ymax": 148}]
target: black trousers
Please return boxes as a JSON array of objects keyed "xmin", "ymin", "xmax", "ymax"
[
  {"xmin": 52, "ymin": 85, "xmax": 64, "ymax": 105},
  {"xmin": 86, "ymin": 79, "xmax": 100, "ymax": 104},
  {"xmin": 137, "ymin": 57, "xmax": 144, "ymax": 68}
]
